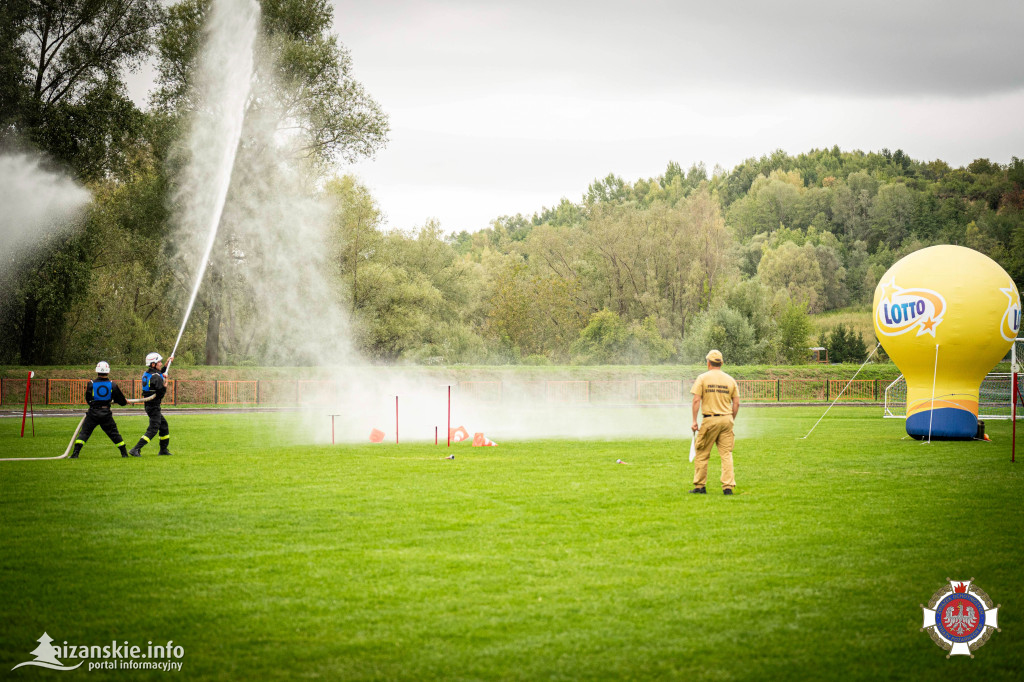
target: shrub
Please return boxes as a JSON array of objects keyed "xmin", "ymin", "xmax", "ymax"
[
  {"xmin": 571, "ymin": 311, "xmax": 675, "ymax": 365},
  {"xmin": 680, "ymin": 305, "xmax": 767, "ymax": 364},
  {"xmin": 777, "ymin": 301, "xmax": 815, "ymax": 364},
  {"xmin": 819, "ymin": 323, "xmax": 868, "ymax": 363}
]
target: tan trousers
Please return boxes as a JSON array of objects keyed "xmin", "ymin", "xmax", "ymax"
[{"xmin": 693, "ymin": 415, "xmax": 736, "ymax": 490}]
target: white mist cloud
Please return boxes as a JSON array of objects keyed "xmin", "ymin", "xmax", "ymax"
[
  {"xmin": 300, "ymin": 371, "xmax": 758, "ymax": 445},
  {"xmin": 171, "ymin": 0, "xmax": 357, "ymax": 366},
  {"xmin": 0, "ymin": 153, "xmax": 91, "ymax": 262}
]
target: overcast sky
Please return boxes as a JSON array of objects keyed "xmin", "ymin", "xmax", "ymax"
[
  {"xmin": 319, "ymin": 0, "xmax": 1024, "ymax": 233},
  {"xmin": 131, "ymin": 1, "xmax": 1024, "ymax": 233}
]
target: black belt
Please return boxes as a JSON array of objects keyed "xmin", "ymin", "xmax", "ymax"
[{"xmin": 703, "ymin": 413, "xmax": 728, "ymax": 417}]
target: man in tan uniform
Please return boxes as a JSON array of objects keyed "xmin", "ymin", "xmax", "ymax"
[{"xmin": 690, "ymin": 349, "xmax": 740, "ymax": 495}]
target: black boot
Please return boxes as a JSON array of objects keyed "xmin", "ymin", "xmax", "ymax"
[
  {"xmin": 70, "ymin": 443, "xmax": 83, "ymax": 459},
  {"xmin": 119, "ymin": 445, "xmax": 129, "ymax": 458},
  {"xmin": 158, "ymin": 437, "xmax": 173, "ymax": 456},
  {"xmin": 128, "ymin": 438, "xmax": 146, "ymax": 457}
]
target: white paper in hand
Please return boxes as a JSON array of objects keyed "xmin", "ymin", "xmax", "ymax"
[{"xmin": 688, "ymin": 435, "xmax": 697, "ymax": 462}]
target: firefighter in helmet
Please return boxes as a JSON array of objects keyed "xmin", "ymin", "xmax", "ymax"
[
  {"xmin": 71, "ymin": 362, "xmax": 130, "ymax": 458},
  {"xmin": 129, "ymin": 352, "xmax": 174, "ymax": 456}
]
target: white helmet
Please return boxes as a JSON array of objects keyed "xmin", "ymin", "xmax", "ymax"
[
  {"xmin": 146, "ymin": 352, "xmax": 163, "ymax": 366},
  {"xmin": 95, "ymin": 361, "xmax": 110, "ymax": 374}
]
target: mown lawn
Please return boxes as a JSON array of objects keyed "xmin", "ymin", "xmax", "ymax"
[{"xmin": 1, "ymin": 408, "xmax": 1021, "ymax": 680}]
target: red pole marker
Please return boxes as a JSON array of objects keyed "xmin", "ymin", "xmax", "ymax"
[
  {"xmin": 21, "ymin": 371, "xmax": 33, "ymax": 438},
  {"xmin": 435, "ymin": 426, "xmax": 438, "ymax": 445}
]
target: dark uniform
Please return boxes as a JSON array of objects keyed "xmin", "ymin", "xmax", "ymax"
[
  {"xmin": 130, "ymin": 366, "xmax": 172, "ymax": 456},
  {"xmin": 71, "ymin": 378, "xmax": 129, "ymax": 458}
]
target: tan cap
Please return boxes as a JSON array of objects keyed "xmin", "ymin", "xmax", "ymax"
[{"xmin": 706, "ymin": 349, "xmax": 724, "ymax": 363}]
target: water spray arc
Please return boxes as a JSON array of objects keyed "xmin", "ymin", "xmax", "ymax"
[
  {"xmin": 168, "ymin": 0, "xmax": 260, "ymax": 365},
  {"xmin": 2, "ymin": 0, "xmax": 259, "ymax": 463}
]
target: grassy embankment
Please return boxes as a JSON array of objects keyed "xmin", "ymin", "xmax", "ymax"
[
  {"xmin": 809, "ymin": 307, "xmax": 875, "ymax": 345},
  {"xmin": 0, "ymin": 363, "xmax": 906, "ymax": 383}
]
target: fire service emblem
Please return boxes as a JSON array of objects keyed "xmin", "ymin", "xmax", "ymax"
[{"xmin": 920, "ymin": 579, "xmax": 1000, "ymax": 657}]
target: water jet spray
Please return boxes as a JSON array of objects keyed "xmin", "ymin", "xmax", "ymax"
[{"xmin": 167, "ymin": 0, "xmax": 259, "ymax": 369}]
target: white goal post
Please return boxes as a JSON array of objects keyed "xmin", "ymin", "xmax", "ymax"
[
  {"xmin": 1015, "ymin": 338, "xmax": 1022, "ymax": 462},
  {"xmin": 884, "ymin": 339, "xmax": 1023, "ymax": 421}
]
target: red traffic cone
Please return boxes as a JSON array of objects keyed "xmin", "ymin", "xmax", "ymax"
[
  {"xmin": 449, "ymin": 426, "xmax": 470, "ymax": 443},
  {"xmin": 472, "ymin": 432, "xmax": 497, "ymax": 447}
]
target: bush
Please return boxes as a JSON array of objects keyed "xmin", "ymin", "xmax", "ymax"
[
  {"xmin": 777, "ymin": 301, "xmax": 814, "ymax": 364},
  {"xmin": 571, "ymin": 311, "xmax": 675, "ymax": 365},
  {"xmin": 403, "ymin": 322, "xmax": 489, "ymax": 364},
  {"xmin": 680, "ymin": 305, "xmax": 767, "ymax": 364}
]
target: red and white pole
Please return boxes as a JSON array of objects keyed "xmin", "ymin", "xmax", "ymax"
[
  {"xmin": 21, "ymin": 371, "xmax": 34, "ymax": 438},
  {"xmin": 329, "ymin": 414, "xmax": 339, "ymax": 445}
]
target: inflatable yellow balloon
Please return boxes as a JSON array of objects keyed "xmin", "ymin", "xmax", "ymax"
[{"xmin": 873, "ymin": 245, "xmax": 1020, "ymax": 439}]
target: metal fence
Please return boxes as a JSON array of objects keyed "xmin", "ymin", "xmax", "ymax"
[{"xmin": 0, "ymin": 376, "xmax": 896, "ymax": 408}]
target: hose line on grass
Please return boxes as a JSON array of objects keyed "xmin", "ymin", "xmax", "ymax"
[
  {"xmin": 0, "ymin": 416, "xmax": 85, "ymax": 461},
  {"xmin": 800, "ymin": 342, "xmax": 882, "ymax": 440},
  {"xmin": 1, "ymin": 397, "xmax": 154, "ymax": 462}
]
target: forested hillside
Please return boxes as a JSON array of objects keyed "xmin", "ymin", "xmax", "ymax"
[
  {"xmin": 2, "ymin": 2, "xmax": 1021, "ymax": 367},
  {"xmin": 331, "ymin": 149, "xmax": 1024, "ymax": 365}
]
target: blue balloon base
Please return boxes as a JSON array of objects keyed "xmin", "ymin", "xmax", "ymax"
[{"xmin": 906, "ymin": 408, "xmax": 978, "ymax": 440}]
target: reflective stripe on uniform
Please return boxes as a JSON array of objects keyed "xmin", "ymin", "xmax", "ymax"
[
  {"xmin": 75, "ymin": 439, "xmax": 85, "ymax": 445},
  {"xmin": 141, "ymin": 436, "xmax": 150, "ymax": 442},
  {"xmin": 115, "ymin": 441, "xmax": 124, "ymax": 447},
  {"xmin": 159, "ymin": 435, "xmax": 170, "ymax": 440}
]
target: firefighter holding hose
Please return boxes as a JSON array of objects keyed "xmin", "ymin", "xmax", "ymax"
[
  {"xmin": 71, "ymin": 362, "xmax": 130, "ymax": 459},
  {"xmin": 128, "ymin": 352, "xmax": 175, "ymax": 457}
]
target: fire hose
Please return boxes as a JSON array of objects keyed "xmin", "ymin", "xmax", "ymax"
[{"xmin": 0, "ymin": 395, "xmax": 155, "ymax": 462}]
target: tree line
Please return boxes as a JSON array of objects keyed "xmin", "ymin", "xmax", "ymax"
[
  {"xmin": 2, "ymin": 1, "xmax": 1022, "ymax": 367},
  {"xmin": 331, "ymin": 150, "xmax": 1023, "ymax": 365}
]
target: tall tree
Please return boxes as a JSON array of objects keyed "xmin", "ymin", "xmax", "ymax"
[
  {"xmin": 1, "ymin": 0, "xmax": 162, "ymax": 363},
  {"xmin": 6, "ymin": 0, "xmax": 160, "ymax": 177},
  {"xmin": 757, "ymin": 242, "xmax": 824, "ymax": 313},
  {"xmin": 153, "ymin": 0, "xmax": 389, "ymax": 364},
  {"xmin": 154, "ymin": 0, "xmax": 388, "ymax": 165},
  {"xmin": 0, "ymin": 0, "xmax": 30, "ymax": 128},
  {"xmin": 326, "ymin": 175, "xmax": 382, "ymax": 313}
]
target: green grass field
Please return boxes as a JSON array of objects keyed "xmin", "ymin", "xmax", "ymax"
[{"xmin": 1, "ymin": 408, "xmax": 1021, "ymax": 680}]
